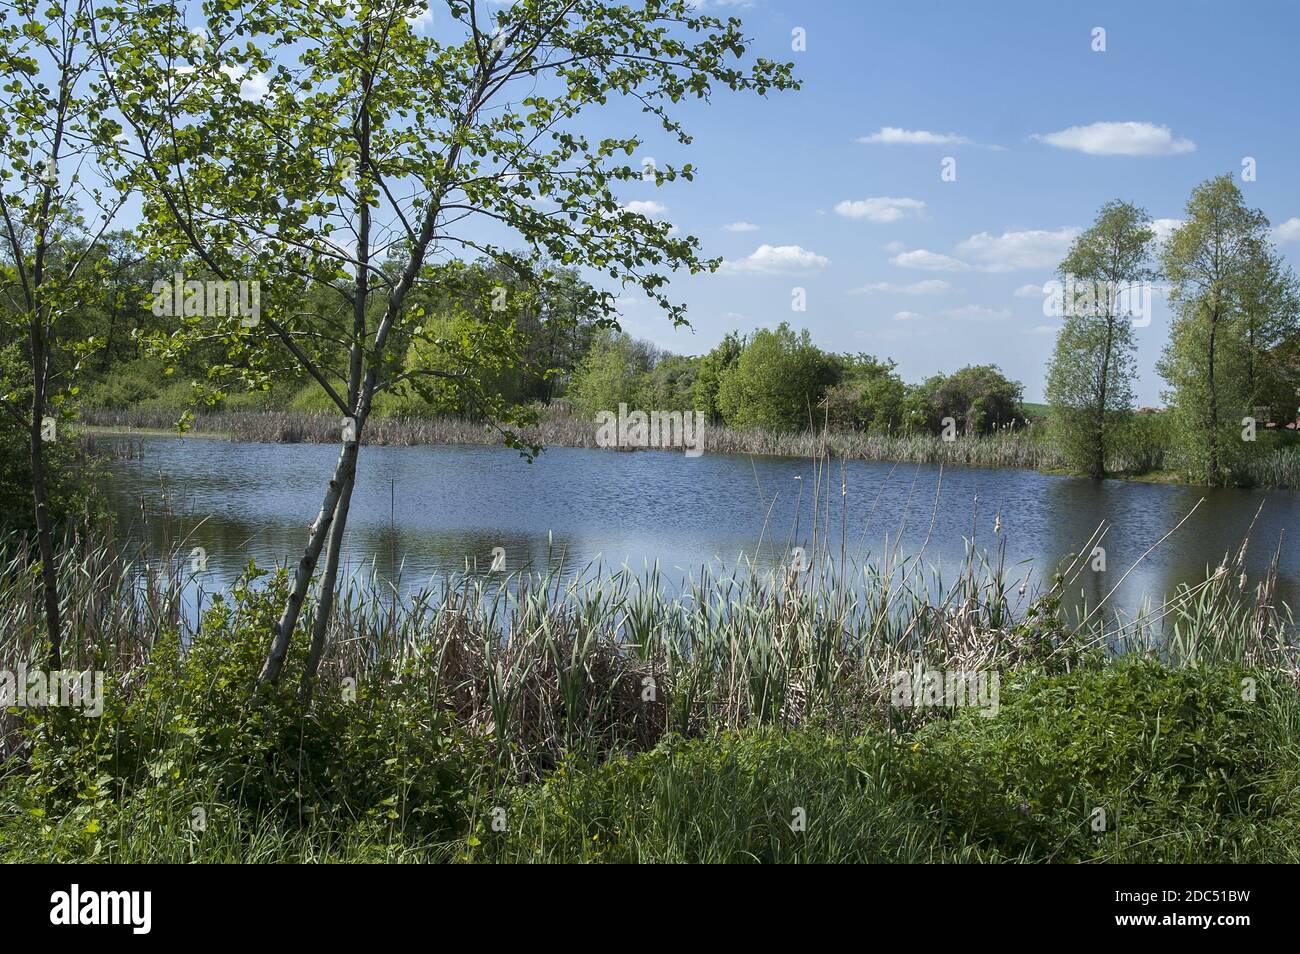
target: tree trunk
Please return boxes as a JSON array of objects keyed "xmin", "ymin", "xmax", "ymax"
[
  {"xmin": 30, "ymin": 400, "xmax": 61, "ymax": 671},
  {"xmin": 302, "ymin": 455, "xmax": 358, "ymax": 689},
  {"xmin": 258, "ymin": 437, "xmax": 359, "ymax": 685},
  {"xmin": 1206, "ymin": 302, "xmax": 1220, "ymax": 484}
]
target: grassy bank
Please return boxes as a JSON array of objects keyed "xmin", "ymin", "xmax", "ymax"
[
  {"xmin": 1, "ymin": 516, "xmax": 1297, "ymax": 862},
  {"xmin": 80, "ymin": 405, "xmax": 1300, "ymax": 488}
]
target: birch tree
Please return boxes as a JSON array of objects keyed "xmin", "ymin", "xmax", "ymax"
[{"xmin": 96, "ymin": 0, "xmax": 796, "ymax": 685}]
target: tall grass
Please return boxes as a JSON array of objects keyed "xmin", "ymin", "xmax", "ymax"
[{"xmin": 3, "ymin": 498, "xmax": 1292, "ymax": 777}]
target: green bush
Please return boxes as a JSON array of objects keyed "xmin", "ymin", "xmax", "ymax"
[
  {"xmin": 907, "ymin": 659, "xmax": 1293, "ymax": 861},
  {"xmin": 7, "ymin": 566, "xmax": 483, "ymax": 860}
]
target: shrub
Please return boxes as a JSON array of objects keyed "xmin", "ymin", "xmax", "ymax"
[
  {"xmin": 9, "ymin": 566, "xmax": 483, "ymax": 860},
  {"xmin": 907, "ymin": 659, "xmax": 1288, "ymax": 861}
]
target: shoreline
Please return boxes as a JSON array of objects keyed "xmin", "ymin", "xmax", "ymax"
[{"xmin": 78, "ymin": 409, "xmax": 1300, "ymax": 490}]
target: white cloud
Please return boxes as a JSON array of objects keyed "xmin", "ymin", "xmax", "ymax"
[
  {"xmin": 941, "ymin": 305, "xmax": 1011, "ymax": 321},
  {"xmin": 848, "ymin": 279, "xmax": 951, "ymax": 295},
  {"xmin": 722, "ymin": 221, "xmax": 760, "ymax": 233},
  {"xmin": 857, "ymin": 126, "xmax": 969, "ymax": 146},
  {"xmin": 889, "ymin": 249, "xmax": 974, "ymax": 272},
  {"xmin": 893, "ymin": 310, "xmax": 925, "ymax": 321},
  {"xmin": 406, "ymin": 4, "xmax": 433, "ymax": 29},
  {"xmin": 1013, "ymin": 283, "xmax": 1043, "ymax": 298},
  {"xmin": 834, "ymin": 197, "xmax": 926, "ymax": 223},
  {"xmin": 1273, "ymin": 217, "xmax": 1300, "ymax": 242},
  {"xmin": 622, "ymin": 200, "xmax": 668, "ymax": 216},
  {"xmin": 955, "ymin": 228, "xmax": 1080, "ymax": 271},
  {"xmin": 1031, "ymin": 121, "xmax": 1195, "ymax": 156},
  {"xmin": 1029, "ymin": 324, "xmax": 1059, "ymax": 335},
  {"xmin": 1151, "ymin": 218, "xmax": 1183, "ymax": 244},
  {"xmin": 219, "ymin": 65, "xmax": 270, "ymax": 102},
  {"xmin": 722, "ymin": 244, "xmax": 829, "ymax": 273}
]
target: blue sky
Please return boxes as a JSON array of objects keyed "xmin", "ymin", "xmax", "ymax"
[{"xmin": 596, "ymin": 0, "xmax": 1300, "ymax": 404}]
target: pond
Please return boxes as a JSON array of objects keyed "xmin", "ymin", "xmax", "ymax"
[{"xmin": 103, "ymin": 435, "xmax": 1300, "ymax": 625}]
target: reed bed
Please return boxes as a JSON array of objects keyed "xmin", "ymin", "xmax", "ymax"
[
  {"xmin": 3, "ymin": 503, "xmax": 1293, "ymax": 778},
  {"xmin": 85, "ymin": 405, "xmax": 1065, "ymax": 468}
]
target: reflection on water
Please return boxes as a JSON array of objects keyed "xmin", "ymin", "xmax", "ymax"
[{"xmin": 104, "ymin": 435, "xmax": 1300, "ymax": 626}]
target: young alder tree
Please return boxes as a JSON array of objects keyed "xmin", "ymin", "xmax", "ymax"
[
  {"xmin": 1044, "ymin": 200, "xmax": 1155, "ymax": 479},
  {"xmin": 1157, "ymin": 175, "xmax": 1295, "ymax": 485},
  {"xmin": 97, "ymin": 0, "xmax": 796, "ymax": 686},
  {"xmin": 0, "ymin": 0, "xmax": 126, "ymax": 668}
]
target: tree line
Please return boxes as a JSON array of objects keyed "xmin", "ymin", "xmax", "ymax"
[{"xmin": 1046, "ymin": 176, "xmax": 1299, "ymax": 485}]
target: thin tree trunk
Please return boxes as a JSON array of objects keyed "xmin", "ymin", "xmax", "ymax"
[
  {"xmin": 258, "ymin": 438, "xmax": 359, "ymax": 685},
  {"xmin": 1207, "ymin": 301, "xmax": 1220, "ymax": 484},
  {"xmin": 302, "ymin": 52, "xmax": 371, "ymax": 691},
  {"xmin": 302, "ymin": 457, "xmax": 357, "ymax": 688},
  {"xmin": 29, "ymin": 353, "xmax": 61, "ymax": 671}
]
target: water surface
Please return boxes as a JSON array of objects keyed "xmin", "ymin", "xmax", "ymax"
[{"xmin": 104, "ymin": 436, "xmax": 1300, "ymax": 625}]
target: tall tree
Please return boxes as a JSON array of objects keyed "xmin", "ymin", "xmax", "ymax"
[
  {"xmin": 1238, "ymin": 245, "xmax": 1300, "ymax": 423},
  {"xmin": 1045, "ymin": 200, "xmax": 1155, "ymax": 478},
  {"xmin": 0, "ymin": 0, "xmax": 126, "ymax": 667},
  {"xmin": 99, "ymin": 0, "xmax": 796, "ymax": 685},
  {"xmin": 1157, "ymin": 175, "xmax": 1282, "ymax": 484}
]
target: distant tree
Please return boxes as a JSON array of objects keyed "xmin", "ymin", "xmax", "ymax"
[
  {"xmin": 1157, "ymin": 176, "xmax": 1290, "ymax": 483},
  {"xmin": 566, "ymin": 330, "xmax": 652, "ymax": 416},
  {"xmin": 907, "ymin": 365, "xmax": 1023, "ymax": 435},
  {"xmin": 715, "ymin": 322, "xmax": 839, "ymax": 432},
  {"xmin": 1045, "ymin": 200, "xmax": 1155, "ymax": 478},
  {"xmin": 821, "ymin": 354, "xmax": 905, "ymax": 431},
  {"xmin": 692, "ymin": 331, "xmax": 742, "ymax": 424},
  {"xmin": 634, "ymin": 353, "xmax": 700, "ymax": 412},
  {"xmin": 1238, "ymin": 247, "xmax": 1300, "ymax": 425}
]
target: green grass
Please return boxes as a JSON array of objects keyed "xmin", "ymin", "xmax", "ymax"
[
  {"xmin": 458, "ymin": 660, "xmax": 1300, "ymax": 864},
  {"xmin": 9, "ymin": 661, "xmax": 1295, "ymax": 863}
]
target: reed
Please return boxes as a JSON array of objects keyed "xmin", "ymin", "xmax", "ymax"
[{"xmin": 2, "ymin": 497, "xmax": 1292, "ymax": 777}]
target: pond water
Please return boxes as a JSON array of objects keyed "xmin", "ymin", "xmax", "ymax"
[{"xmin": 103, "ymin": 435, "xmax": 1300, "ymax": 625}]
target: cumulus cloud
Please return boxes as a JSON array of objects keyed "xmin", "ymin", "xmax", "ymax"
[
  {"xmin": 857, "ymin": 126, "xmax": 969, "ymax": 146},
  {"xmin": 722, "ymin": 221, "xmax": 760, "ymax": 233},
  {"xmin": 722, "ymin": 244, "xmax": 829, "ymax": 273},
  {"xmin": 1273, "ymin": 217, "xmax": 1300, "ymax": 242},
  {"xmin": 406, "ymin": 3, "xmax": 433, "ymax": 29},
  {"xmin": 889, "ymin": 249, "xmax": 974, "ymax": 272},
  {"xmin": 1013, "ymin": 283, "xmax": 1043, "ymax": 298},
  {"xmin": 622, "ymin": 200, "xmax": 668, "ymax": 216},
  {"xmin": 1030, "ymin": 121, "xmax": 1195, "ymax": 156},
  {"xmin": 834, "ymin": 197, "xmax": 926, "ymax": 223},
  {"xmin": 1150, "ymin": 218, "xmax": 1184, "ymax": 244},
  {"xmin": 892, "ymin": 310, "xmax": 925, "ymax": 321},
  {"xmin": 218, "ymin": 65, "xmax": 270, "ymax": 101},
  {"xmin": 954, "ymin": 228, "xmax": 1080, "ymax": 271}
]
